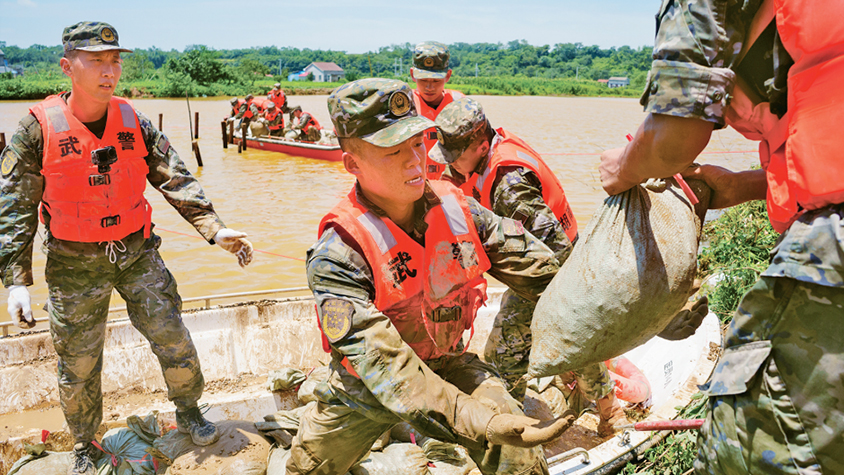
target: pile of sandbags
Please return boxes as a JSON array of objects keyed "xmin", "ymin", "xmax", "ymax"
[{"xmin": 528, "ymin": 178, "xmax": 711, "ymax": 379}]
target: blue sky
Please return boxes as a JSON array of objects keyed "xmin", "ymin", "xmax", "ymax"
[{"xmin": 0, "ymin": 0, "xmax": 658, "ymax": 53}]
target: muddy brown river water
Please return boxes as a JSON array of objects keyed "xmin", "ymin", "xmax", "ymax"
[{"xmin": 0, "ymin": 94, "xmax": 758, "ymax": 332}]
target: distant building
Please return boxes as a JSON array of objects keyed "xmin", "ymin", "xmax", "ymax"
[
  {"xmin": 288, "ymin": 70, "xmax": 308, "ymax": 81},
  {"xmin": 607, "ymin": 76, "xmax": 630, "ymax": 88},
  {"xmin": 302, "ymin": 62, "xmax": 345, "ymax": 82},
  {"xmin": 0, "ymin": 49, "xmax": 21, "ymax": 77},
  {"xmin": 597, "ymin": 79, "xmax": 609, "ymax": 85}
]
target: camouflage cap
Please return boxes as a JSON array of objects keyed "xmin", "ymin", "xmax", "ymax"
[
  {"xmin": 412, "ymin": 41, "xmax": 450, "ymax": 79},
  {"xmin": 266, "ymin": 101, "xmax": 276, "ymax": 109},
  {"xmin": 62, "ymin": 21, "xmax": 132, "ymax": 54},
  {"xmin": 230, "ymin": 97, "xmax": 239, "ymax": 106},
  {"xmin": 273, "ymin": 83, "xmax": 281, "ymax": 89},
  {"xmin": 429, "ymin": 97, "xmax": 489, "ymax": 164},
  {"xmin": 328, "ymin": 78, "xmax": 434, "ymax": 147}
]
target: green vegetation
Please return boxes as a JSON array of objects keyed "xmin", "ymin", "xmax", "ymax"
[
  {"xmin": 0, "ymin": 40, "xmax": 651, "ymax": 100},
  {"xmin": 622, "ymin": 200, "xmax": 777, "ymax": 474}
]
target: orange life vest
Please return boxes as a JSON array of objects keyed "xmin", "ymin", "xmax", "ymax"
[
  {"xmin": 231, "ymin": 99, "xmax": 245, "ymax": 116},
  {"xmin": 264, "ymin": 108, "xmax": 283, "ymax": 130},
  {"xmin": 413, "ymin": 89, "xmax": 465, "ymax": 180},
  {"xmin": 299, "ymin": 112, "xmax": 321, "ymax": 132},
  {"xmin": 725, "ymin": 0, "xmax": 844, "ymax": 232},
  {"xmin": 458, "ymin": 129, "xmax": 578, "ymax": 243},
  {"xmin": 318, "ymin": 181, "xmax": 491, "ymax": 362},
  {"xmin": 243, "ymin": 98, "xmax": 261, "ymax": 119},
  {"xmin": 30, "ymin": 95, "xmax": 151, "ymax": 242},
  {"xmin": 269, "ymin": 90, "xmax": 286, "ymax": 110}
]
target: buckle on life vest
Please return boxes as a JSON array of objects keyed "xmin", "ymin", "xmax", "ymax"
[
  {"xmin": 91, "ymin": 146, "xmax": 118, "ymax": 174},
  {"xmin": 101, "ymin": 215, "xmax": 121, "ymax": 228},
  {"xmin": 88, "ymin": 174, "xmax": 111, "ymax": 186},
  {"xmin": 431, "ymin": 306, "xmax": 461, "ymax": 323},
  {"xmin": 427, "ymin": 130, "xmax": 438, "ymax": 140}
]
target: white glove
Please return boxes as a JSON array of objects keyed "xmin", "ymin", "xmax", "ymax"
[
  {"xmin": 7, "ymin": 285, "xmax": 35, "ymax": 329},
  {"xmin": 214, "ymin": 228, "xmax": 253, "ymax": 267}
]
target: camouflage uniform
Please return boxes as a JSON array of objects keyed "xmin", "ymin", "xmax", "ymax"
[
  {"xmin": 644, "ymin": 1, "xmax": 844, "ymax": 472},
  {"xmin": 436, "ymin": 101, "xmax": 613, "ymax": 403},
  {"xmin": 288, "ymin": 78, "xmax": 557, "ymax": 475},
  {"xmin": 285, "ymin": 109, "xmax": 322, "ymax": 142},
  {"xmin": 0, "ymin": 93, "xmax": 224, "ymax": 443}
]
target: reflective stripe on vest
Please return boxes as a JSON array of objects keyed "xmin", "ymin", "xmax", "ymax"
[
  {"xmin": 31, "ymin": 95, "xmax": 152, "ymax": 242},
  {"xmin": 318, "ymin": 181, "xmax": 491, "ymax": 362},
  {"xmin": 462, "ymin": 129, "xmax": 579, "ymax": 243}
]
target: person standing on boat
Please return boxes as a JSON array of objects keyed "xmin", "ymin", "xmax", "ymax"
[
  {"xmin": 599, "ymin": 0, "xmax": 844, "ymax": 472},
  {"xmin": 410, "ymin": 41, "xmax": 464, "ymax": 180},
  {"xmin": 0, "ymin": 21, "xmax": 254, "ymax": 475},
  {"xmin": 258, "ymin": 101, "xmax": 285, "ymax": 137},
  {"xmin": 289, "ymin": 78, "xmax": 575, "ymax": 475},
  {"xmin": 430, "ymin": 97, "xmax": 630, "ymax": 437},
  {"xmin": 268, "ymin": 83, "xmax": 290, "ymax": 113},
  {"xmin": 285, "ymin": 106, "xmax": 322, "ymax": 142}
]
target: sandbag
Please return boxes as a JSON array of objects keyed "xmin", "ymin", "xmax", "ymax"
[
  {"xmin": 349, "ymin": 443, "xmax": 429, "ymax": 475},
  {"xmin": 267, "ymin": 368, "xmax": 307, "ymax": 392},
  {"xmin": 528, "ymin": 178, "xmax": 710, "ymax": 378},
  {"xmin": 96, "ymin": 426, "xmax": 157, "ymax": 475},
  {"xmin": 7, "ymin": 452, "xmax": 73, "ymax": 475},
  {"xmin": 249, "ymin": 121, "xmax": 269, "ymax": 137},
  {"xmin": 265, "ymin": 446, "xmax": 291, "ymax": 475},
  {"xmin": 160, "ymin": 420, "xmax": 271, "ymax": 475}
]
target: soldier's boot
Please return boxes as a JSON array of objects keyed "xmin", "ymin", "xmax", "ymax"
[
  {"xmin": 68, "ymin": 442, "xmax": 97, "ymax": 475},
  {"xmin": 176, "ymin": 406, "xmax": 221, "ymax": 446},
  {"xmin": 596, "ymin": 393, "xmax": 629, "ymax": 437}
]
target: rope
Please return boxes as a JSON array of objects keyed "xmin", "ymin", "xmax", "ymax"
[
  {"xmin": 100, "ymin": 240, "xmax": 127, "ymax": 264},
  {"xmin": 155, "ymin": 227, "xmax": 306, "ymax": 262},
  {"xmin": 539, "ymin": 150, "xmax": 756, "ymax": 156}
]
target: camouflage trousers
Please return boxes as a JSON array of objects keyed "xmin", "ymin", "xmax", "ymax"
[
  {"xmin": 695, "ymin": 277, "xmax": 844, "ymax": 474},
  {"xmin": 45, "ymin": 235, "xmax": 204, "ymax": 443},
  {"xmin": 484, "ymin": 289, "xmax": 614, "ymax": 402},
  {"xmin": 285, "ymin": 127, "xmax": 321, "ymax": 142},
  {"xmin": 287, "ymin": 352, "xmax": 548, "ymax": 475}
]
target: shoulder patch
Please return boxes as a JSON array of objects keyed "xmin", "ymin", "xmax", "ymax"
[
  {"xmin": 155, "ymin": 135, "xmax": 170, "ymax": 155},
  {"xmin": 1, "ymin": 154, "xmax": 17, "ymax": 177},
  {"xmin": 502, "ymin": 218, "xmax": 525, "ymax": 236},
  {"xmin": 319, "ymin": 298, "xmax": 354, "ymax": 343}
]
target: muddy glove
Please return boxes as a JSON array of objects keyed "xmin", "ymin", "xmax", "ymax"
[
  {"xmin": 7, "ymin": 285, "xmax": 35, "ymax": 329},
  {"xmin": 214, "ymin": 228, "xmax": 253, "ymax": 267},
  {"xmin": 485, "ymin": 411, "xmax": 576, "ymax": 448},
  {"xmin": 659, "ymin": 296, "xmax": 708, "ymax": 341}
]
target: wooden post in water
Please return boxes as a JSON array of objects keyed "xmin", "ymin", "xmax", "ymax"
[
  {"xmin": 220, "ymin": 121, "xmax": 228, "ymax": 149},
  {"xmin": 229, "ymin": 121, "xmax": 235, "ymax": 144},
  {"xmin": 237, "ymin": 139, "xmax": 242, "ymax": 153},
  {"xmin": 194, "ymin": 112, "xmax": 200, "ymax": 139},
  {"xmin": 158, "ymin": 113, "xmax": 163, "ymax": 131},
  {"xmin": 241, "ymin": 124, "xmax": 248, "ymax": 150},
  {"xmin": 0, "ymin": 132, "xmax": 6, "ymax": 151},
  {"xmin": 192, "ymin": 141, "xmax": 203, "ymax": 166}
]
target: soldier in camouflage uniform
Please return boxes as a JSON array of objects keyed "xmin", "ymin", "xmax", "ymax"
[
  {"xmin": 599, "ymin": 1, "xmax": 844, "ymax": 473},
  {"xmin": 1, "ymin": 22, "xmax": 254, "ymax": 475},
  {"xmin": 288, "ymin": 78, "xmax": 575, "ymax": 475},
  {"xmin": 233, "ymin": 93, "xmax": 256, "ymax": 131},
  {"xmin": 429, "ymin": 97, "xmax": 627, "ymax": 437},
  {"xmin": 285, "ymin": 106, "xmax": 322, "ymax": 142}
]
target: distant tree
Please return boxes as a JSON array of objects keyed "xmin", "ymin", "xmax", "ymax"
[
  {"xmin": 122, "ymin": 51, "xmax": 155, "ymax": 81},
  {"xmin": 164, "ymin": 46, "xmax": 232, "ymax": 85},
  {"xmin": 238, "ymin": 58, "xmax": 270, "ymax": 85},
  {"xmin": 306, "ymin": 71, "xmax": 314, "ymax": 81}
]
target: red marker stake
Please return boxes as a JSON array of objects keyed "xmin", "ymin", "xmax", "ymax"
[
  {"xmin": 615, "ymin": 418, "xmax": 706, "ymax": 431},
  {"xmin": 625, "ymin": 134, "xmax": 699, "ymax": 205}
]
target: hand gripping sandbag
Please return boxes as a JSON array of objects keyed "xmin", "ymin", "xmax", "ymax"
[{"xmin": 527, "ymin": 178, "xmax": 710, "ymax": 378}]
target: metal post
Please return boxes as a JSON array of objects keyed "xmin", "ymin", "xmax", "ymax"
[
  {"xmin": 221, "ymin": 120, "xmax": 228, "ymax": 149},
  {"xmin": 158, "ymin": 113, "xmax": 163, "ymax": 131},
  {"xmin": 194, "ymin": 112, "xmax": 200, "ymax": 139}
]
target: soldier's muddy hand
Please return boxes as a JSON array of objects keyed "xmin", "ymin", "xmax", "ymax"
[
  {"xmin": 659, "ymin": 295, "xmax": 708, "ymax": 341},
  {"xmin": 7, "ymin": 285, "xmax": 35, "ymax": 329},
  {"xmin": 485, "ymin": 410, "xmax": 576, "ymax": 448},
  {"xmin": 214, "ymin": 228, "xmax": 254, "ymax": 267}
]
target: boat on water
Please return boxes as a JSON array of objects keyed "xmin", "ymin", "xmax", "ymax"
[
  {"xmin": 231, "ymin": 130, "xmax": 342, "ymax": 162},
  {"xmin": 0, "ymin": 287, "xmax": 720, "ymax": 474}
]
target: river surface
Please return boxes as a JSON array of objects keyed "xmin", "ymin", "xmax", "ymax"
[{"xmin": 0, "ymin": 94, "xmax": 758, "ymax": 331}]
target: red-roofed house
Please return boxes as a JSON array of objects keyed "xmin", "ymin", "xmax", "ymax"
[{"xmin": 302, "ymin": 62, "xmax": 345, "ymax": 82}]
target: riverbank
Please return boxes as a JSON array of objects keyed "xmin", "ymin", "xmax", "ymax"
[{"xmin": 0, "ymin": 75, "xmax": 641, "ymax": 100}]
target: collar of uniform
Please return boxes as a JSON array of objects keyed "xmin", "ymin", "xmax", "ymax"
[
  {"xmin": 472, "ymin": 130, "xmax": 502, "ymax": 177},
  {"xmin": 354, "ymin": 181, "xmax": 442, "ymax": 236}
]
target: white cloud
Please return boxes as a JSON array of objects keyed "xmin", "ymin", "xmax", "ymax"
[{"xmin": 17, "ymin": 0, "xmax": 37, "ymax": 6}]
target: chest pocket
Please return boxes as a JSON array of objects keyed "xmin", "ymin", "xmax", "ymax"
[{"xmin": 703, "ymin": 340, "xmax": 772, "ymax": 396}]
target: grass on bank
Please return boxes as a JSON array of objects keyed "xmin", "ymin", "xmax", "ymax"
[
  {"xmin": 622, "ymin": 200, "xmax": 777, "ymax": 474},
  {"xmin": 0, "ymin": 74, "xmax": 642, "ymax": 100}
]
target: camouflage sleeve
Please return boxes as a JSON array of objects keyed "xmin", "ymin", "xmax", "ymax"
[
  {"xmin": 234, "ymin": 103, "xmax": 248, "ymax": 120},
  {"xmin": 306, "ymin": 227, "xmax": 497, "ymax": 449},
  {"xmin": 249, "ymin": 103, "xmax": 262, "ymax": 117},
  {"xmin": 268, "ymin": 112, "xmax": 283, "ymax": 128},
  {"xmin": 638, "ymin": 0, "xmax": 758, "ymax": 126},
  {"xmin": 0, "ymin": 114, "xmax": 43, "ymax": 287},
  {"xmin": 292, "ymin": 113, "xmax": 311, "ymax": 131},
  {"xmin": 137, "ymin": 110, "xmax": 225, "ymax": 242},
  {"xmin": 468, "ymin": 197, "xmax": 560, "ymax": 303},
  {"xmin": 490, "ymin": 167, "xmax": 573, "ymax": 264}
]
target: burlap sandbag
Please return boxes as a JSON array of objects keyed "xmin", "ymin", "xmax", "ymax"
[
  {"xmin": 161, "ymin": 420, "xmax": 270, "ymax": 475},
  {"xmin": 527, "ymin": 178, "xmax": 710, "ymax": 378}
]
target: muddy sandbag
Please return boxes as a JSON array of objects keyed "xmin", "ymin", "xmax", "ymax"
[
  {"xmin": 7, "ymin": 452, "xmax": 73, "ymax": 475},
  {"xmin": 159, "ymin": 420, "xmax": 271, "ymax": 475},
  {"xmin": 249, "ymin": 121, "xmax": 269, "ymax": 137},
  {"xmin": 297, "ymin": 365, "xmax": 331, "ymax": 404},
  {"xmin": 349, "ymin": 443, "xmax": 429, "ymax": 475},
  {"xmin": 97, "ymin": 425, "xmax": 157, "ymax": 475},
  {"xmin": 265, "ymin": 446, "xmax": 291, "ymax": 475},
  {"xmin": 215, "ymin": 459, "xmax": 266, "ymax": 475},
  {"xmin": 256, "ymin": 402, "xmax": 315, "ymax": 433},
  {"xmin": 528, "ymin": 178, "xmax": 710, "ymax": 378}
]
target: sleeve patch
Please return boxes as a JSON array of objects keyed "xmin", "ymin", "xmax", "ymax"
[
  {"xmin": 319, "ymin": 299, "xmax": 354, "ymax": 343},
  {"xmin": 1, "ymin": 154, "xmax": 16, "ymax": 177},
  {"xmin": 502, "ymin": 218, "xmax": 526, "ymax": 236},
  {"xmin": 155, "ymin": 135, "xmax": 170, "ymax": 155}
]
